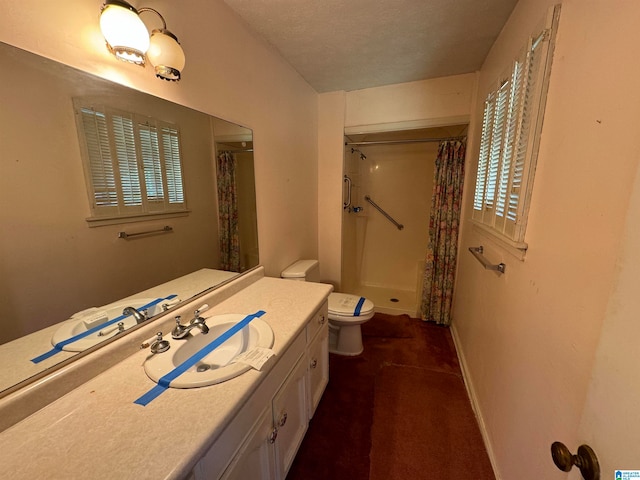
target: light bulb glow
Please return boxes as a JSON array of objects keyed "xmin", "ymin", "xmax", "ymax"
[
  {"xmin": 100, "ymin": 2, "xmax": 150, "ymax": 64},
  {"xmin": 147, "ymin": 29, "xmax": 185, "ymax": 81}
]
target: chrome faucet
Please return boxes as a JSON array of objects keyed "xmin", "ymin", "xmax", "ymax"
[
  {"xmin": 123, "ymin": 306, "xmax": 147, "ymax": 324},
  {"xmin": 172, "ymin": 304, "xmax": 210, "ymax": 339}
]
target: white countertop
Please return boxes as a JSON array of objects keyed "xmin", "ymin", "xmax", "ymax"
[{"xmin": 0, "ymin": 276, "xmax": 332, "ymax": 480}]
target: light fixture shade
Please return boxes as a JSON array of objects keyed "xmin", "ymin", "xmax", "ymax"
[
  {"xmin": 100, "ymin": 0, "xmax": 150, "ymax": 64},
  {"xmin": 147, "ymin": 29, "xmax": 185, "ymax": 81}
]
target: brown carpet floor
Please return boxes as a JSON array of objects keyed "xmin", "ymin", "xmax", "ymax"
[{"xmin": 287, "ymin": 313, "xmax": 495, "ymax": 480}]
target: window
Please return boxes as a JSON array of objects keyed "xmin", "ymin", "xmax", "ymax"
[
  {"xmin": 74, "ymin": 100, "xmax": 186, "ymax": 222},
  {"xmin": 472, "ymin": 6, "xmax": 560, "ymax": 249}
]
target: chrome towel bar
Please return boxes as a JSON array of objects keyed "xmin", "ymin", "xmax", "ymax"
[
  {"xmin": 468, "ymin": 246, "xmax": 506, "ymax": 274},
  {"xmin": 364, "ymin": 195, "xmax": 404, "ymax": 230},
  {"xmin": 118, "ymin": 226, "xmax": 173, "ymax": 239}
]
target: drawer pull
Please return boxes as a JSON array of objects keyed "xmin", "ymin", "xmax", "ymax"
[
  {"xmin": 318, "ymin": 315, "xmax": 326, "ymax": 325},
  {"xmin": 310, "ymin": 358, "xmax": 318, "ymax": 369},
  {"xmin": 268, "ymin": 429, "xmax": 278, "ymax": 444},
  {"xmin": 278, "ymin": 412, "xmax": 288, "ymax": 427}
]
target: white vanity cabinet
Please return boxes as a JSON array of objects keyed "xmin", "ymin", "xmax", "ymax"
[{"xmin": 193, "ymin": 301, "xmax": 329, "ymax": 480}]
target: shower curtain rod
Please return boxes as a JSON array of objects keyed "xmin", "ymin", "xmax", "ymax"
[{"xmin": 344, "ymin": 136, "xmax": 466, "ymax": 147}]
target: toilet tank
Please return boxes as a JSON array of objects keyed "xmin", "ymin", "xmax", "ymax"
[{"xmin": 281, "ymin": 260, "xmax": 320, "ymax": 282}]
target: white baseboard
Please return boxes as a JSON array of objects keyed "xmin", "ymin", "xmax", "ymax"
[{"xmin": 450, "ymin": 323, "xmax": 502, "ymax": 480}]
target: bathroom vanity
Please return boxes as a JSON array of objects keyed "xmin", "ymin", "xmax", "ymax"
[{"xmin": 0, "ymin": 267, "xmax": 332, "ymax": 479}]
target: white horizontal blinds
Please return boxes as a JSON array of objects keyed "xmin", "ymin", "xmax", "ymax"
[
  {"xmin": 470, "ymin": 4, "xmax": 558, "ymax": 246},
  {"xmin": 138, "ymin": 123, "xmax": 165, "ymax": 209},
  {"xmin": 485, "ymin": 79, "xmax": 510, "ymax": 217},
  {"xmin": 79, "ymin": 108, "xmax": 117, "ymax": 210},
  {"xmin": 161, "ymin": 126, "xmax": 185, "ymax": 206},
  {"xmin": 111, "ymin": 113, "xmax": 143, "ymax": 211},
  {"xmin": 504, "ymin": 40, "xmax": 536, "ymax": 237},
  {"xmin": 495, "ymin": 49, "xmax": 527, "ymax": 235},
  {"xmin": 473, "ymin": 93, "xmax": 495, "ymax": 215},
  {"xmin": 75, "ymin": 100, "xmax": 187, "ymax": 219},
  {"xmin": 496, "ymin": 62, "xmax": 522, "ymax": 217},
  {"xmin": 511, "ymin": 28, "xmax": 550, "ymax": 241}
]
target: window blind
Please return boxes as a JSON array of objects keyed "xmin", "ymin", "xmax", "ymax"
[
  {"xmin": 161, "ymin": 126, "xmax": 185, "ymax": 205},
  {"xmin": 471, "ymin": 5, "xmax": 559, "ymax": 248},
  {"xmin": 75, "ymin": 101, "xmax": 187, "ymax": 220}
]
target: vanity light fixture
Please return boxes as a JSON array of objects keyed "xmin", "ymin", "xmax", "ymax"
[{"xmin": 99, "ymin": 0, "xmax": 186, "ymax": 81}]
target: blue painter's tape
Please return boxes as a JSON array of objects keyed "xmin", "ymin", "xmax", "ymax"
[
  {"xmin": 31, "ymin": 295, "xmax": 178, "ymax": 364},
  {"xmin": 354, "ymin": 297, "xmax": 366, "ymax": 316},
  {"xmin": 134, "ymin": 310, "xmax": 266, "ymax": 406}
]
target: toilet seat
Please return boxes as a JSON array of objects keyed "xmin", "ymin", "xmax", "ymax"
[{"xmin": 328, "ymin": 293, "xmax": 374, "ymax": 323}]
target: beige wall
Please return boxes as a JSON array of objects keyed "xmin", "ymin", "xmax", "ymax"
[
  {"xmin": 453, "ymin": 0, "xmax": 640, "ymax": 478},
  {"xmin": 345, "ymin": 74, "xmax": 476, "ymax": 128},
  {"xmin": 0, "ymin": 0, "xmax": 319, "ymax": 283},
  {"xmin": 577, "ymin": 138, "xmax": 640, "ymax": 474},
  {"xmin": 318, "ymin": 91, "xmax": 346, "ymax": 286}
]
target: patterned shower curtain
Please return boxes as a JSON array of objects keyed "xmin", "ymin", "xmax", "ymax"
[
  {"xmin": 216, "ymin": 151, "xmax": 241, "ymax": 272},
  {"xmin": 420, "ymin": 139, "xmax": 466, "ymax": 326}
]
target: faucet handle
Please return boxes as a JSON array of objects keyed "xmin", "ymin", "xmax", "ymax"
[
  {"xmin": 194, "ymin": 304, "xmax": 209, "ymax": 316},
  {"xmin": 150, "ymin": 332, "xmax": 170, "ymax": 354},
  {"xmin": 141, "ymin": 331, "xmax": 170, "ymax": 353}
]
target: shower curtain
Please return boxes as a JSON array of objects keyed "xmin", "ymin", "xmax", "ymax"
[
  {"xmin": 420, "ymin": 139, "xmax": 466, "ymax": 326},
  {"xmin": 216, "ymin": 151, "xmax": 241, "ymax": 272}
]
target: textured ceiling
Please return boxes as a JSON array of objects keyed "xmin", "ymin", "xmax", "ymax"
[{"xmin": 223, "ymin": 0, "xmax": 519, "ymax": 93}]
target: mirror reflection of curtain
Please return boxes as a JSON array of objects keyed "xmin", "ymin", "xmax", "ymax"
[{"xmin": 216, "ymin": 151, "xmax": 241, "ymax": 272}]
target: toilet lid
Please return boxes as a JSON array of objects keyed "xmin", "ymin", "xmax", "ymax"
[{"xmin": 329, "ymin": 293, "xmax": 374, "ymax": 317}]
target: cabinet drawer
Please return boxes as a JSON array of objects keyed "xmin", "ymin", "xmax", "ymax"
[{"xmin": 306, "ymin": 302, "xmax": 328, "ymax": 344}]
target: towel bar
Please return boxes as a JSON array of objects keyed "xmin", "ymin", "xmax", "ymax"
[
  {"xmin": 468, "ymin": 246, "xmax": 506, "ymax": 274},
  {"xmin": 118, "ymin": 226, "xmax": 173, "ymax": 239}
]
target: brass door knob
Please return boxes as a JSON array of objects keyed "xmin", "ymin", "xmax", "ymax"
[{"xmin": 551, "ymin": 442, "xmax": 600, "ymax": 480}]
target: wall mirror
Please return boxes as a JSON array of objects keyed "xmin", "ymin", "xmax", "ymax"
[{"xmin": 0, "ymin": 41, "xmax": 259, "ymax": 396}]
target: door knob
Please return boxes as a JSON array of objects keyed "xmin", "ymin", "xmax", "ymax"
[{"xmin": 551, "ymin": 442, "xmax": 600, "ymax": 480}]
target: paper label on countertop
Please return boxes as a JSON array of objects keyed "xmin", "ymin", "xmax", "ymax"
[{"xmin": 232, "ymin": 347, "xmax": 276, "ymax": 371}]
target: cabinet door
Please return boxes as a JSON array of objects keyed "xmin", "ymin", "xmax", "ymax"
[
  {"xmin": 272, "ymin": 355, "xmax": 308, "ymax": 479},
  {"xmin": 220, "ymin": 405, "xmax": 276, "ymax": 480},
  {"xmin": 307, "ymin": 324, "xmax": 329, "ymax": 419}
]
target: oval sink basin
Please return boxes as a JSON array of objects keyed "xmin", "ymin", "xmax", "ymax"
[
  {"xmin": 143, "ymin": 314, "xmax": 275, "ymax": 388},
  {"xmin": 51, "ymin": 298, "xmax": 172, "ymax": 352}
]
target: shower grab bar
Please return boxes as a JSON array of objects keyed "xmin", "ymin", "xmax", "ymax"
[
  {"xmin": 364, "ymin": 195, "xmax": 404, "ymax": 230},
  {"xmin": 118, "ymin": 225, "xmax": 173, "ymax": 239},
  {"xmin": 343, "ymin": 175, "xmax": 352, "ymax": 210},
  {"xmin": 468, "ymin": 246, "xmax": 506, "ymax": 274}
]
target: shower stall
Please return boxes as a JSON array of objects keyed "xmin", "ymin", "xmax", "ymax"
[{"xmin": 341, "ymin": 126, "xmax": 465, "ymax": 317}]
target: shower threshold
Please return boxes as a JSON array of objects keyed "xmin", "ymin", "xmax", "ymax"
[{"xmin": 353, "ymin": 285, "xmax": 418, "ymax": 318}]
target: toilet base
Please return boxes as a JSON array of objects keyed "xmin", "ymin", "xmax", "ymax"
[{"xmin": 329, "ymin": 323, "xmax": 364, "ymax": 356}]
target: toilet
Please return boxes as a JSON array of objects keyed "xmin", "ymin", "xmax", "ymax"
[{"xmin": 281, "ymin": 260, "xmax": 375, "ymax": 356}]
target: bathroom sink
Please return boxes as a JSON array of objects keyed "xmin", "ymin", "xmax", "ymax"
[
  {"xmin": 143, "ymin": 314, "xmax": 275, "ymax": 388},
  {"xmin": 51, "ymin": 298, "xmax": 172, "ymax": 352}
]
